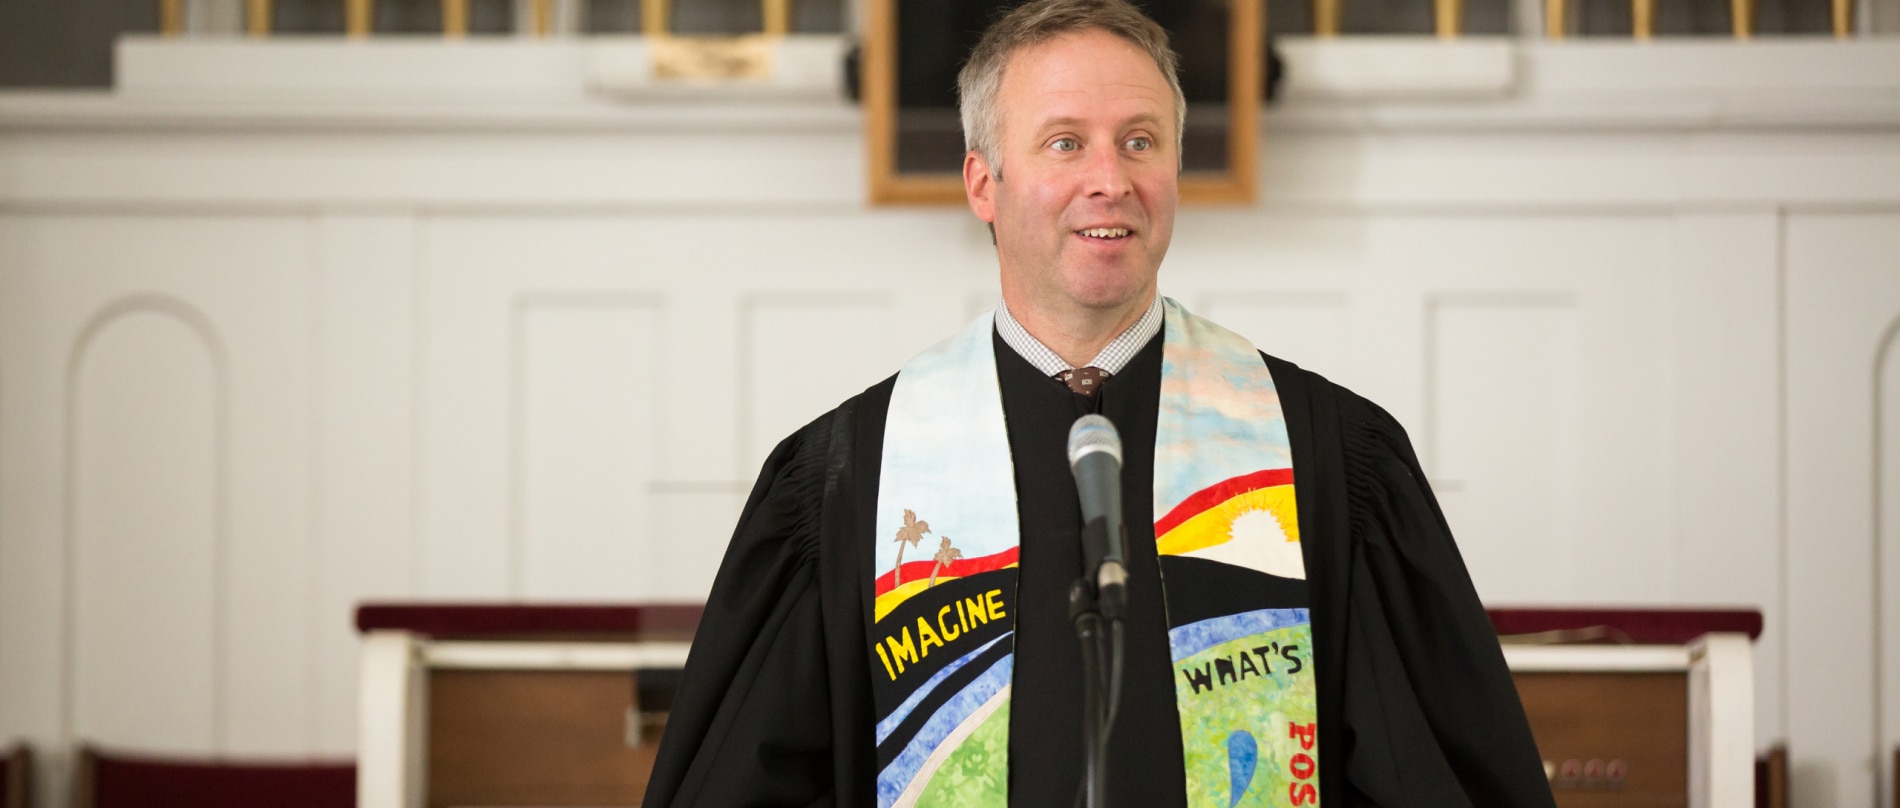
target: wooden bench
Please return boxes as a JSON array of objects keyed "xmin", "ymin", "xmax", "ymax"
[
  {"xmin": 2, "ymin": 744, "xmax": 29, "ymax": 808},
  {"xmin": 70, "ymin": 745, "xmax": 353, "ymax": 808}
]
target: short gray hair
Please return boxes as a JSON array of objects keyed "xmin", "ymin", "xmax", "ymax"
[{"xmin": 956, "ymin": 0, "xmax": 1186, "ymax": 179}]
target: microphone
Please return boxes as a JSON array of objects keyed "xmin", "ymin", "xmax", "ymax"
[{"xmin": 1068, "ymin": 415, "xmax": 1127, "ymax": 620}]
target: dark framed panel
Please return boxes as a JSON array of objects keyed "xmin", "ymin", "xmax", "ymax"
[{"xmin": 864, "ymin": 0, "xmax": 1262, "ymax": 206}]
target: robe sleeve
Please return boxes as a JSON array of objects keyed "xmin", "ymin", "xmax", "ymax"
[
  {"xmin": 1338, "ymin": 396, "xmax": 1556, "ymax": 807},
  {"xmin": 642, "ymin": 415, "xmax": 839, "ymax": 808}
]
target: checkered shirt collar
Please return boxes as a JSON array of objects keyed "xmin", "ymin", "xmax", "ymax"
[{"xmin": 994, "ymin": 294, "xmax": 1163, "ymax": 378}]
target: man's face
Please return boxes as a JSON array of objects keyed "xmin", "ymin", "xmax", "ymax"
[{"xmin": 965, "ymin": 29, "xmax": 1178, "ymax": 315}]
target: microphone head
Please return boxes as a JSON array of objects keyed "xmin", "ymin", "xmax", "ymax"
[{"xmin": 1067, "ymin": 414, "xmax": 1123, "ymax": 469}]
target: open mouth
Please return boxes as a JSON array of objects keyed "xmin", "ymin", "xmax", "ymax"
[{"xmin": 1077, "ymin": 227, "xmax": 1132, "ymax": 241}]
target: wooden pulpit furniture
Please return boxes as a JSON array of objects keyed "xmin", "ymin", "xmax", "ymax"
[
  {"xmin": 355, "ymin": 604, "xmax": 1759, "ymax": 808},
  {"xmin": 355, "ymin": 604, "xmax": 698, "ymax": 808},
  {"xmin": 1494, "ymin": 609, "xmax": 1762, "ymax": 808}
]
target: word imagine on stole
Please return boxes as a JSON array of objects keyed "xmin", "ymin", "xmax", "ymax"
[{"xmin": 875, "ymin": 589, "xmax": 1008, "ymax": 680}]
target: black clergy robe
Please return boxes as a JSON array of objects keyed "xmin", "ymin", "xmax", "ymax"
[{"xmin": 642, "ymin": 329, "xmax": 1556, "ymax": 808}]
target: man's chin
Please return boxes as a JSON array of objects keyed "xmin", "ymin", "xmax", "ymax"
[{"xmin": 1061, "ymin": 279, "xmax": 1155, "ymax": 312}]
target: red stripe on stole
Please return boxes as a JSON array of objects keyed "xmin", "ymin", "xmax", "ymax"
[
  {"xmin": 872, "ymin": 546, "xmax": 1020, "ymax": 596},
  {"xmin": 1152, "ymin": 468, "xmax": 1296, "ymax": 537}
]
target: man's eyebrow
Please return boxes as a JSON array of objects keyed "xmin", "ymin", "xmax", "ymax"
[{"xmin": 1033, "ymin": 113, "xmax": 1165, "ymax": 132}]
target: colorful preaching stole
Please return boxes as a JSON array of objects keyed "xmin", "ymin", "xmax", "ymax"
[{"xmin": 869, "ymin": 298, "xmax": 1319, "ymax": 808}]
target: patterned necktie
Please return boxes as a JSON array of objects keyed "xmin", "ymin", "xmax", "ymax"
[{"xmin": 1058, "ymin": 366, "xmax": 1111, "ymax": 397}]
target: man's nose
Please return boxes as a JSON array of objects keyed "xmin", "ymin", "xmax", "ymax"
[{"xmin": 1082, "ymin": 143, "xmax": 1133, "ymax": 199}]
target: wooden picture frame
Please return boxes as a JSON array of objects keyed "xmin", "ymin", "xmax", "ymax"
[{"xmin": 864, "ymin": 0, "xmax": 1262, "ymax": 206}]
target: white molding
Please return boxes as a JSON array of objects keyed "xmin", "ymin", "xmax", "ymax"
[
  {"xmin": 422, "ymin": 640, "xmax": 693, "ymax": 670},
  {"xmin": 111, "ymin": 34, "xmax": 850, "ymax": 104},
  {"xmin": 356, "ymin": 630, "xmax": 424, "ymax": 808},
  {"xmin": 585, "ymin": 35, "xmax": 850, "ymax": 100},
  {"xmin": 1502, "ymin": 645, "xmax": 1693, "ymax": 671},
  {"xmin": 1277, "ymin": 38, "xmax": 1517, "ymax": 100},
  {"xmin": 0, "ymin": 90, "xmax": 861, "ymax": 134},
  {"xmin": 1688, "ymin": 633, "xmax": 1756, "ymax": 808}
]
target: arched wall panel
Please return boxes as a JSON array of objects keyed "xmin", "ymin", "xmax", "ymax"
[
  {"xmin": 65, "ymin": 300, "xmax": 226, "ymax": 752},
  {"xmin": 1877, "ymin": 314, "xmax": 1900, "ymax": 807}
]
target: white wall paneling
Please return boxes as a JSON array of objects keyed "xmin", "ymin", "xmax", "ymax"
[
  {"xmin": 5, "ymin": 41, "xmax": 1900, "ymax": 806},
  {"xmin": 1668, "ymin": 213, "xmax": 1788, "ymax": 754},
  {"xmin": 313, "ymin": 215, "xmax": 421, "ymax": 754},
  {"xmin": 1428, "ymin": 292, "xmax": 1585, "ymax": 603},
  {"xmin": 0, "ymin": 215, "xmax": 316, "ymax": 808},
  {"xmin": 516, "ymin": 294, "xmax": 662, "ymax": 599},
  {"xmin": 1784, "ymin": 212, "xmax": 1900, "ymax": 808},
  {"xmin": 1880, "ymin": 317, "xmax": 1900, "ymax": 808},
  {"xmin": 739, "ymin": 292, "xmax": 892, "ymax": 472},
  {"xmin": 69, "ymin": 298, "xmax": 225, "ymax": 753},
  {"xmin": 1195, "ymin": 292, "xmax": 1352, "ymax": 383}
]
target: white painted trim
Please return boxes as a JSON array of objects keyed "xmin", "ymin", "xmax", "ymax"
[
  {"xmin": 356, "ymin": 631, "xmax": 424, "ymax": 808},
  {"xmin": 112, "ymin": 35, "xmax": 851, "ymax": 102},
  {"xmin": 585, "ymin": 36, "xmax": 850, "ymax": 100},
  {"xmin": 1276, "ymin": 38, "xmax": 1517, "ymax": 100},
  {"xmin": 422, "ymin": 640, "xmax": 693, "ymax": 670},
  {"xmin": 116, "ymin": 37, "xmax": 592, "ymax": 98},
  {"xmin": 1688, "ymin": 633, "xmax": 1756, "ymax": 808},
  {"xmin": 0, "ymin": 90, "xmax": 862, "ymax": 133},
  {"xmin": 1502, "ymin": 645, "xmax": 1693, "ymax": 672}
]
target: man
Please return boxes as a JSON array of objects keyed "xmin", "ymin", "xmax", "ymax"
[{"xmin": 643, "ymin": 1, "xmax": 1554, "ymax": 806}]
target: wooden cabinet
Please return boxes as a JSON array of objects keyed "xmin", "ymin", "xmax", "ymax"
[{"xmin": 354, "ymin": 605, "xmax": 697, "ymax": 808}]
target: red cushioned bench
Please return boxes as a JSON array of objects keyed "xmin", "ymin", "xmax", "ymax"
[{"xmin": 71, "ymin": 746, "xmax": 353, "ymax": 808}]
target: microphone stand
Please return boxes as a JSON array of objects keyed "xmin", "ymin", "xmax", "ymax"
[{"xmin": 1071, "ymin": 521, "xmax": 1127, "ymax": 808}]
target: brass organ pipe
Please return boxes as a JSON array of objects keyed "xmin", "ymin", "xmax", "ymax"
[
  {"xmin": 1313, "ymin": 0, "xmax": 1341, "ymax": 35},
  {"xmin": 443, "ymin": 0, "xmax": 468, "ymax": 36},
  {"xmin": 764, "ymin": 0, "xmax": 791, "ymax": 35},
  {"xmin": 1833, "ymin": 0, "xmax": 1852, "ymax": 36},
  {"xmin": 1730, "ymin": 0, "xmax": 1753, "ymax": 36},
  {"xmin": 643, "ymin": 0, "xmax": 669, "ymax": 36},
  {"xmin": 531, "ymin": 0, "xmax": 553, "ymax": 36},
  {"xmin": 346, "ymin": 0, "xmax": 373, "ymax": 37},
  {"xmin": 1632, "ymin": 0, "xmax": 1654, "ymax": 39},
  {"xmin": 1545, "ymin": 0, "xmax": 1565, "ymax": 36},
  {"xmin": 247, "ymin": 0, "xmax": 272, "ymax": 35},
  {"xmin": 1435, "ymin": 0, "xmax": 1462, "ymax": 37},
  {"xmin": 160, "ymin": 0, "xmax": 184, "ymax": 35}
]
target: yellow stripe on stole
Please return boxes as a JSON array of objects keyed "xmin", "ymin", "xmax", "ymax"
[
  {"xmin": 1155, "ymin": 485, "xmax": 1300, "ymax": 556},
  {"xmin": 872, "ymin": 564, "xmax": 1021, "ymax": 622}
]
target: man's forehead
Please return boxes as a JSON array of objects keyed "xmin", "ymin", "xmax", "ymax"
[{"xmin": 1001, "ymin": 32, "xmax": 1172, "ymax": 130}]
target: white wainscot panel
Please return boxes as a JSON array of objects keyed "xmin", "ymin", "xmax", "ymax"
[
  {"xmin": 1882, "ymin": 321, "xmax": 1900, "ymax": 807},
  {"xmin": 70, "ymin": 306, "xmax": 222, "ymax": 752},
  {"xmin": 1425, "ymin": 295, "xmax": 1582, "ymax": 604},
  {"xmin": 742, "ymin": 294, "xmax": 893, "ymax": 472},
  {"xmin": 517, "ymin": 299, "xmax": 662, "ymax": 600},
  {"xmin": 1195, "ymin": 292, "xmax": 1350, "ymax": 375},
  {"xmin": 1784, "ymin": 212, "xmax": 1900, "ymax": 808}
]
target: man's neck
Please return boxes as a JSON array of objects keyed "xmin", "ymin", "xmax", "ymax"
[{"xmin": 1001, "ymin": 289, "xmax": 1155, "ymax": 368}]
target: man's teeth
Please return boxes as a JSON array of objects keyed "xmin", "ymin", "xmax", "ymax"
[{"xmin": 1080, "ymin": 228, "xmax": 1130, "ymax": 239}]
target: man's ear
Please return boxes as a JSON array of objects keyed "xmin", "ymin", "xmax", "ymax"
[{"xmin": 964, "ymin": 151, "xmax": 997, "ymax": 225}]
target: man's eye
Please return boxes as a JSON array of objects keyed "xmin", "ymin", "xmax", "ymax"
[
  {"xmin": 1126, "ymin": 137, "xmax": 1152, "ymax": 152},
  {"xmin": 1052, "ymin": 138, "xmax": 1079, "ymax": 152}
]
